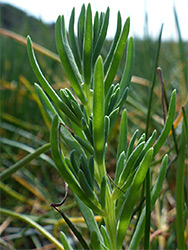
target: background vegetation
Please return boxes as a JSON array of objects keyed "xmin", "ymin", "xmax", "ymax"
[{"xmin": 0, "ymin": 3, "xmax": 187, "ymax": 249}]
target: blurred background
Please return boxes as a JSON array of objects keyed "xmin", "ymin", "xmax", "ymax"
[{"xmin": 1, "ymin": 0, "xmax": 188, "ymax": 40}]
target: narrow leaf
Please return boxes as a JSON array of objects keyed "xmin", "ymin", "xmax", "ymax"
[
  {"xmin": 120, "ymin": 141, "xmax": 145, "ymax": 186},
  {"xmin": 80, "ymin": 155, "xmax": 93, "ymax": 188},
  {"xmin": 50, "ymin": 115, "xmax": 105, "ymax": 216},
  {"xmin": 104, "ymin": 11, "xmax": 122, "ymax": 74},
  {"xmin": 78, "ymin": 169, "xmax": 95, "ymax": 200},
  {"xmin": 153, "ymin": 90, "xmax": 176, "ymax": 157},
  {"xmin": 104, "ymin": 17, "xmax": 130, "ymax": 94},
  {"xmin": 77, "ymin": 4, "xmax": 86, "ymax": 59},
  {"xmin": 93, "ymin": 8, "xmax": 110, "ymax": 64},
  {"xmin": 118, "ymin": 37, "xmax": 134, "ymax": 99},
  {"xmin": 60, "ymin": 231, "xmax": 74, "ymax": 250},
  {"xmin": 101, "ymin": 226, "xmax": 111, "ymax": 249},
  {"xmin": 117, "ymin": 109, "xmax": 128, "ymax": 159},
  {"xmin": 116, "ymin": 148, "xmax": 153, "ymax": 249},
  {"xmin": 83, "ymin": 4, "xmax": 93, "ymax": 86},
  {"xmin": 54, "ymin": 209, "xmax": 90, "ymax": 250},
  {"xmin": 126, "ymin": 129, "xmax": 139, "ymax": 159},
  {"xmin": 104, "ymin": 115, "xmax": 110, "ymax": 143},
  {"xmin": 0, "ymin": 208, "xmax": 64, "ymax": 250},
  {"xmin": 35, "ymin": 83, "xmax": 80, "ymax": 127},
  {"xmin": 93, "ymin": 56, "xmax": 105, "ymax": 165},
  {"xmin": 55, "ymin": 15, "xmax": 87, "ymax": 104},
  {"xmin": 100, "ymin": 176, "xmax": 107, "ymax": 209},
  {"xmin": 27, "ymin": 36, "xmax": 63, "ymax": 108},
  {"xmin": 93, "ymin": 11, "xmax": 99, "ymax": 44},
  {"xmin": 75, "ymin": 135, "xmax": 94, "ymax": 155},
  {"xmin": 129, "ymin": 154, "xmax": 168, "ymax": 250},
  {"xmin": 74, "ymin": 194, "xmax": 103, "ymax": 243},
  {"xmin": 91, "ymin": 231, "xmax": 103, "ymax": 250},
  {"xmin": 0, "ymin": 143, "xmax": 51, "ymax": 181},
  {"xmin": 114, "ymin": 151, "xmax": 125, "ymax": 184},
  {"xmin": 68, "ymin": 8, "xmax": 82, "ymax": 72}
]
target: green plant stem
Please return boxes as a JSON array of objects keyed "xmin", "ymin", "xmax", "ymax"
[
  {"xmin": 94, "ymin": 161, "xmax": 116, "ymax": 249},
  {"xmin": 144, "ymin": 25, "xmax": 163, "ymax": 249},
  {"xmin": 176, "ymin": 124, "xmax": 186, "ymax": 249},
  {"xmin": 0, "ymin": 143, "xmax": 51, "ymax": 181},
  {"xmin": 144, "ymin": 168, "xmax": 151, "ymax": 250},
  {"xmin": 0, "ymin": 208, "xmax": 64, "ymax": 250},
  {"xmin": 174, "ymin": 7, "xmax": 188, "ymax": 88},
  {"xmin": 145, "ymin": 24, "xmax": 163, "ymax": 139}
]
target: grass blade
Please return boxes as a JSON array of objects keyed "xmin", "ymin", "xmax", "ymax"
[
  {"xmin": 0, "ymin": 143, "xmax": 50, "ymax": 181},
  {"xmin": 0, "ymin": 181, "xmax": 33, "ymax": 205},
  {"xmin": 0, "ymin": 137, "xmax": 54, "ymax": 166},
  {"xmin": 176, "ymin": 114, "xmax": 187, "ymax": 249},
  {"xmin": 145, "ymin": 24, "xmax": 163, "ymax": 139},
  {"xmin": 52, "ymin": 207, "xmax": 91, "ymax": 250},
  {"xmin": 144, "ymin": 168, "xmax": 151, "ymax": 250},
  {"xmin": 0, "ymin": 208, "xmax": 64, "ymax": 250}
]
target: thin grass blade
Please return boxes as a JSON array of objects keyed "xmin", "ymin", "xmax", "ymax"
[
  {"xmin": 0, "ymin": 143, "xmax": 51, "ymax": 181},
  {"xmin": 0, "ymin": 208, "xmax": 64, "ymax": 250}
]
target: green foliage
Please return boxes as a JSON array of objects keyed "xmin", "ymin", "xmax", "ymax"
[{"xmin": 1, "ymin": 3, "xmax": 187, "ymax": 250}]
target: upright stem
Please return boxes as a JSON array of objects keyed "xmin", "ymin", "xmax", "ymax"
[
  {"xmin": 95, "ymin": 161, "xmax": 116, "ymax": 250},
  {"xmin": 144, "ymin": 168, "xmax": 151, "ymax": 249},
  {"xmin": 144, "ymin": 25, "xmax": 163, "ymax": 249},
  {"xmin": 176, "ymin": 125, "xmax": 186, "ymax": 250}
]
